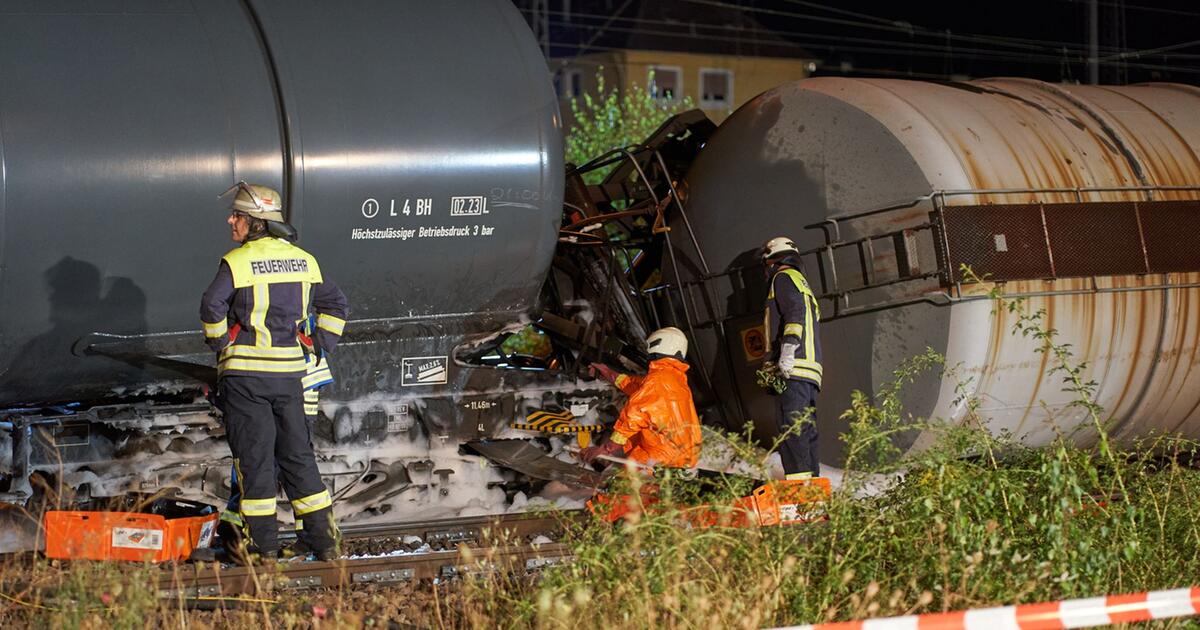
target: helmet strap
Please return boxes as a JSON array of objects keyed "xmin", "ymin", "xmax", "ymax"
[{"xmin": 242, "ymin": 217, "xmax": 269, "ymax": 243}]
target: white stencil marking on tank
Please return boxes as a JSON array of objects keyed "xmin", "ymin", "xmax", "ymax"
[{"xmin": 402, "ymin": 356, "xmax": 449, "ymax": 386}]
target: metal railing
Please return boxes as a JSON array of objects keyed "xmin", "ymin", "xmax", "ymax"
[{"xmin": 638, "ymin": 185, "xmax": 1200, "ymax": 331}]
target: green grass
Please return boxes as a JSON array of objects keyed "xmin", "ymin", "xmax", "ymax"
[
  {"xmin": 4, "ymin": 286, "xmax": 1200, "ymax": 628},
  {"xmin": 452, "ymin": 288, "xmax": 1200, "ymax": 628}
]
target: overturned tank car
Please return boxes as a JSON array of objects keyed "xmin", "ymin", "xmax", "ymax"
[{"xmin": 676, "ymin": 78, "xmax": 1200, "ymax": 464}]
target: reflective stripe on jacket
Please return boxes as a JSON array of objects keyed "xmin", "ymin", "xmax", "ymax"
[
  {"xmin": 200, "ymin": 237, "xmax": 348, "ymax": 378},
  {"xmin": 765, "ymin": 267, "xmax": 823, "ymax": 387},
  {"xmin": 611, "ymin": 357, "xmax": 702, "ymax": 468}
]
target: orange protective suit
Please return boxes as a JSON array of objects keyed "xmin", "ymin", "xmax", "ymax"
[{"xmin": 610, "ymin": 357, "xmax": 701, "ymax": 468}]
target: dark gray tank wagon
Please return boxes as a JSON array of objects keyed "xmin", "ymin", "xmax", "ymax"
[
  {"xmin": 0, "ymin": 0, "xmax": 562, "ymax": 405},
  {"xmin": 0, "ymin": 1, "xmax": 575, "ymax": 525}
]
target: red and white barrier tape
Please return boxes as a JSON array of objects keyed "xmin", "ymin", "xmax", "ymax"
[{"xmin": 772, "ymin": 586, "xmax": 1200, "ymax": 630}]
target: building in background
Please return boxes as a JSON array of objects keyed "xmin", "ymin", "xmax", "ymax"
[
  {"xmin": 545, "ymin": 1, "xmax": 818, "ymax": 123},
  {"xmin": 521, "ymin": 0, "xmax": 1200, "ymax": 99}
]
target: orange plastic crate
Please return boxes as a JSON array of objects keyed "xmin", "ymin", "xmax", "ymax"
[
  {"xmin": 44, "ymin": 509, "xmax": 217, "ymax": 563},
  {"xmin": 587, "ymin": 484, "xmax": 661, "ymax": 523},
  {"xmin": 753, "ymin": 478, "xmax": 832, "ymax": 526},
  {"xmin": 682, "ymin": 495, "xmax": 759, "ymax": 528}
]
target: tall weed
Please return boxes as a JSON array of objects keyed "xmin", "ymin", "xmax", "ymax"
[{"xmin": 458, "ymin": 284, "xmax": 1200, "ymax": 628}]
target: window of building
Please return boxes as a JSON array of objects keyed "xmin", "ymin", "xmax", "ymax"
[
  {"xmin": 567, "ymin": 68, "xmax": 583, "ymax": 98},
  {"xmin": 700, "ymin": 68, "xmax": 733, "ymax": 109},
  {"xmin": 556, "ymin": 68, "xmax": 584, "ymax": 99},
  {"xmin": 648, "ymin": 66, "xmax": 682, "ymax": 102}
]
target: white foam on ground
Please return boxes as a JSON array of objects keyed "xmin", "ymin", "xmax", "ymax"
[{"xmin": 820, "ymin": 465, "xmax": 899, "ymax": 497}]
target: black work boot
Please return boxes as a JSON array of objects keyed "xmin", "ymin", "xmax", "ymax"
[
  {"xmin": 215, "ymin": 520, "xmax": 244, "ymax": 552},
  {"xmin": 281, "ymin": 538, "xmax": 338, "ymax": 561},
  {"xmin": 282, "ymin": 508, "xmax": 340, "ymax": 561},
  {"xmin": 228, "ymin": 543, "xmax": 279, "ymax": 567}
]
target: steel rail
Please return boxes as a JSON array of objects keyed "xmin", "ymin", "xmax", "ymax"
[
  {"xmin": 157, "ymin": 542, "xmax": 574, "ymax": 599},
  {"xmin": 269, "ymin": 510, "xmax": 585, "ymax": 551}
]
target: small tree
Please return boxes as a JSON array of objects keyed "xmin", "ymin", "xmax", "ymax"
[{"xmin": 565, "ymin": 69, "xmax": 696, "ymax": 184}]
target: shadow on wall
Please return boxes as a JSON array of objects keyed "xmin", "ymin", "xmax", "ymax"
[{"xmin": 0, "ymin": 256, "xmax": 148, "ymax": 405}]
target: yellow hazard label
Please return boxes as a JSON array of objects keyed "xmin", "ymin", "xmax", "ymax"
[{"xmin": 511, "ymin": 409, "xmax": 602, "ymax": 434}]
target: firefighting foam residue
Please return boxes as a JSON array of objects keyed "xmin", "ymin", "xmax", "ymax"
[
  {"xmin": 0, "ymin": 429, "xmax": 11, "ymax": 472},
  {"xmin": 0, "ymin": 507, "xmax": 40, "ymax": 554},
  {"xmin": 696, "ymin": 426, "xmax": 786, "ymax": 479}
]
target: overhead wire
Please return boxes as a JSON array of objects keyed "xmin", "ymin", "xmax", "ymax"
[
  {"xmin": 1051, "ymin": 0, "xmax": 1200, "ymax": 19},
  {"xmin": 680, "ymin": 0, "xmax": 1125, "ymax": 55},
  {"xmin": 527, "ymin": 7, "xmax": 1101, "ymax": 58},
  {"xmin": 522, "ymin": 10, "xmax": 1200, "ymax": 75},
  {"xmin": 776, "ymin": 0, "xmax": 1119, "ymax": 55},
  {"xmin": 784, "ymin": 0, "xmax": 1200, "ymax": 61},
  {"xmin": 575, "ymin": 0, "xmax": 636, "ymax": 55},
  {"xmin": 537, "ymin": 18, "xmax": 1074, "ymax": 65},
  {"xmin": 1102, "ymin": 37, "xmax": 1200, "ymax": 60}
]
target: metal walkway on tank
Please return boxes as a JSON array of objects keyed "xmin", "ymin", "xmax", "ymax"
[{"xmin": 665, "ymin": 184, "xmax": 1200, "ymax": 324}]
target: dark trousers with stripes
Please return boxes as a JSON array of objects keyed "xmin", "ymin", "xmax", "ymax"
[
  {"xmin": 777, "ymin": 379, "xmax": 820, "ymax": 477},
  {"xmin": 220, "ymin": 375, "xmax": 336, "ymax": 554}
]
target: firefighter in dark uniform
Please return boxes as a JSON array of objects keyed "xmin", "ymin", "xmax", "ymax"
[
  {"xmin": 217, "ymin": 315, "xmax": 334, "ymax": 558},
  {"xmin": 762, "ymin": 236, "xmax": 823, "ymax": 480},
  {"xmin": 200, "ymin": 182, "xmax": 348, "ymax": 562}
]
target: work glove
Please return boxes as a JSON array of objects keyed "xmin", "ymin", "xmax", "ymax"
[
  {"xmin": 579, "ymin": 440, "xmax": 623, "ymax": 464},
  {"xmin": 755, "ymin": 362, "xmax": 788, "ymax": 395},
  {"xmin": 590, "ymin": 362, "xmax": 620, "ymax": 384},
  {"xmin": 778, "ymin": 343, "xmax": 799, "ymax": 375}
]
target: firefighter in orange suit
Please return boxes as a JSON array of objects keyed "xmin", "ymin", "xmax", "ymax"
[
  {"xmin": 581, "ymin": 327, "xmax": 702, "ymax": 468},
  {"xmin": 200, "ymin": 182, "xmax": 348, "ymax": 563}
]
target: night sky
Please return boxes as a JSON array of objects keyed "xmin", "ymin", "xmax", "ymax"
[{"xmin": 517, "ymin": 0, "xmax": 1200, "ymax": 85}]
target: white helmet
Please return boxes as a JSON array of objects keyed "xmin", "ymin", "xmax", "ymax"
[
  {"xmin": 646, "ymin": 327, "xmax": 688, "ymax": 359},
  {"xmin": 762, "ymin": 236, "xmax": 799, "ymax": 261},
  {"xmin": 220, "ymin": 181, "xmax": 285, "ymax": 222}
]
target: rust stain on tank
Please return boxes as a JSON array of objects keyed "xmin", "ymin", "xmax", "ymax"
[{"xmin": 799, "ymin": 78, "xmax": 1200, "ymax": 445}]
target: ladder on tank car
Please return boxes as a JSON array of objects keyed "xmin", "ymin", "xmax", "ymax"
[
  {"xmin": 654, "ymin": 184, "xmax": 1200, "ymax": 333},
  {"xmin": 632, "ymin": 184, "xmax": 1200, "ymax": 427}
]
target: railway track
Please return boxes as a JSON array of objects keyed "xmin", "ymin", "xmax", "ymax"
[
  {"xmin": 333, "ymin": 509, "xmax": 585, "ymax": 548},
  {"xmin": 158, "ymin": 510, "xmax": 584, "ymax": 599}
]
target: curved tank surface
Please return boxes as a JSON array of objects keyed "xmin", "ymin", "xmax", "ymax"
[
  {"xmin": 682, "ymin": 77, "xmax": 1200, "ymax": 462},
  {"xmin": 0, "ymin": 0, "xmax": 562, "ymax": 406}
]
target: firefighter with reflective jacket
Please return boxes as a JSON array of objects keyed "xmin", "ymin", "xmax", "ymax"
[
  {"xmin": 200, "ymin": 182, "xmax": 348, "ymax": 563},
  {"xmin": 762, "ymin": 236, "xmax": 823, "ymax": 480},
  {"xmin": 581, "ymin": 327, "xmax": 702, "ymax": 469}
]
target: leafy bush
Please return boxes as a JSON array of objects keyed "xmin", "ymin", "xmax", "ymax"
[{"xmin": 564, "ymin": 70, "xmax": 695, "ymax": 184}]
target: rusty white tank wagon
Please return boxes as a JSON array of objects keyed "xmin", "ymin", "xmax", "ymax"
[{"xmin": 681, "ymin": 78, "xmax": 1200, "ymax": 462}]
